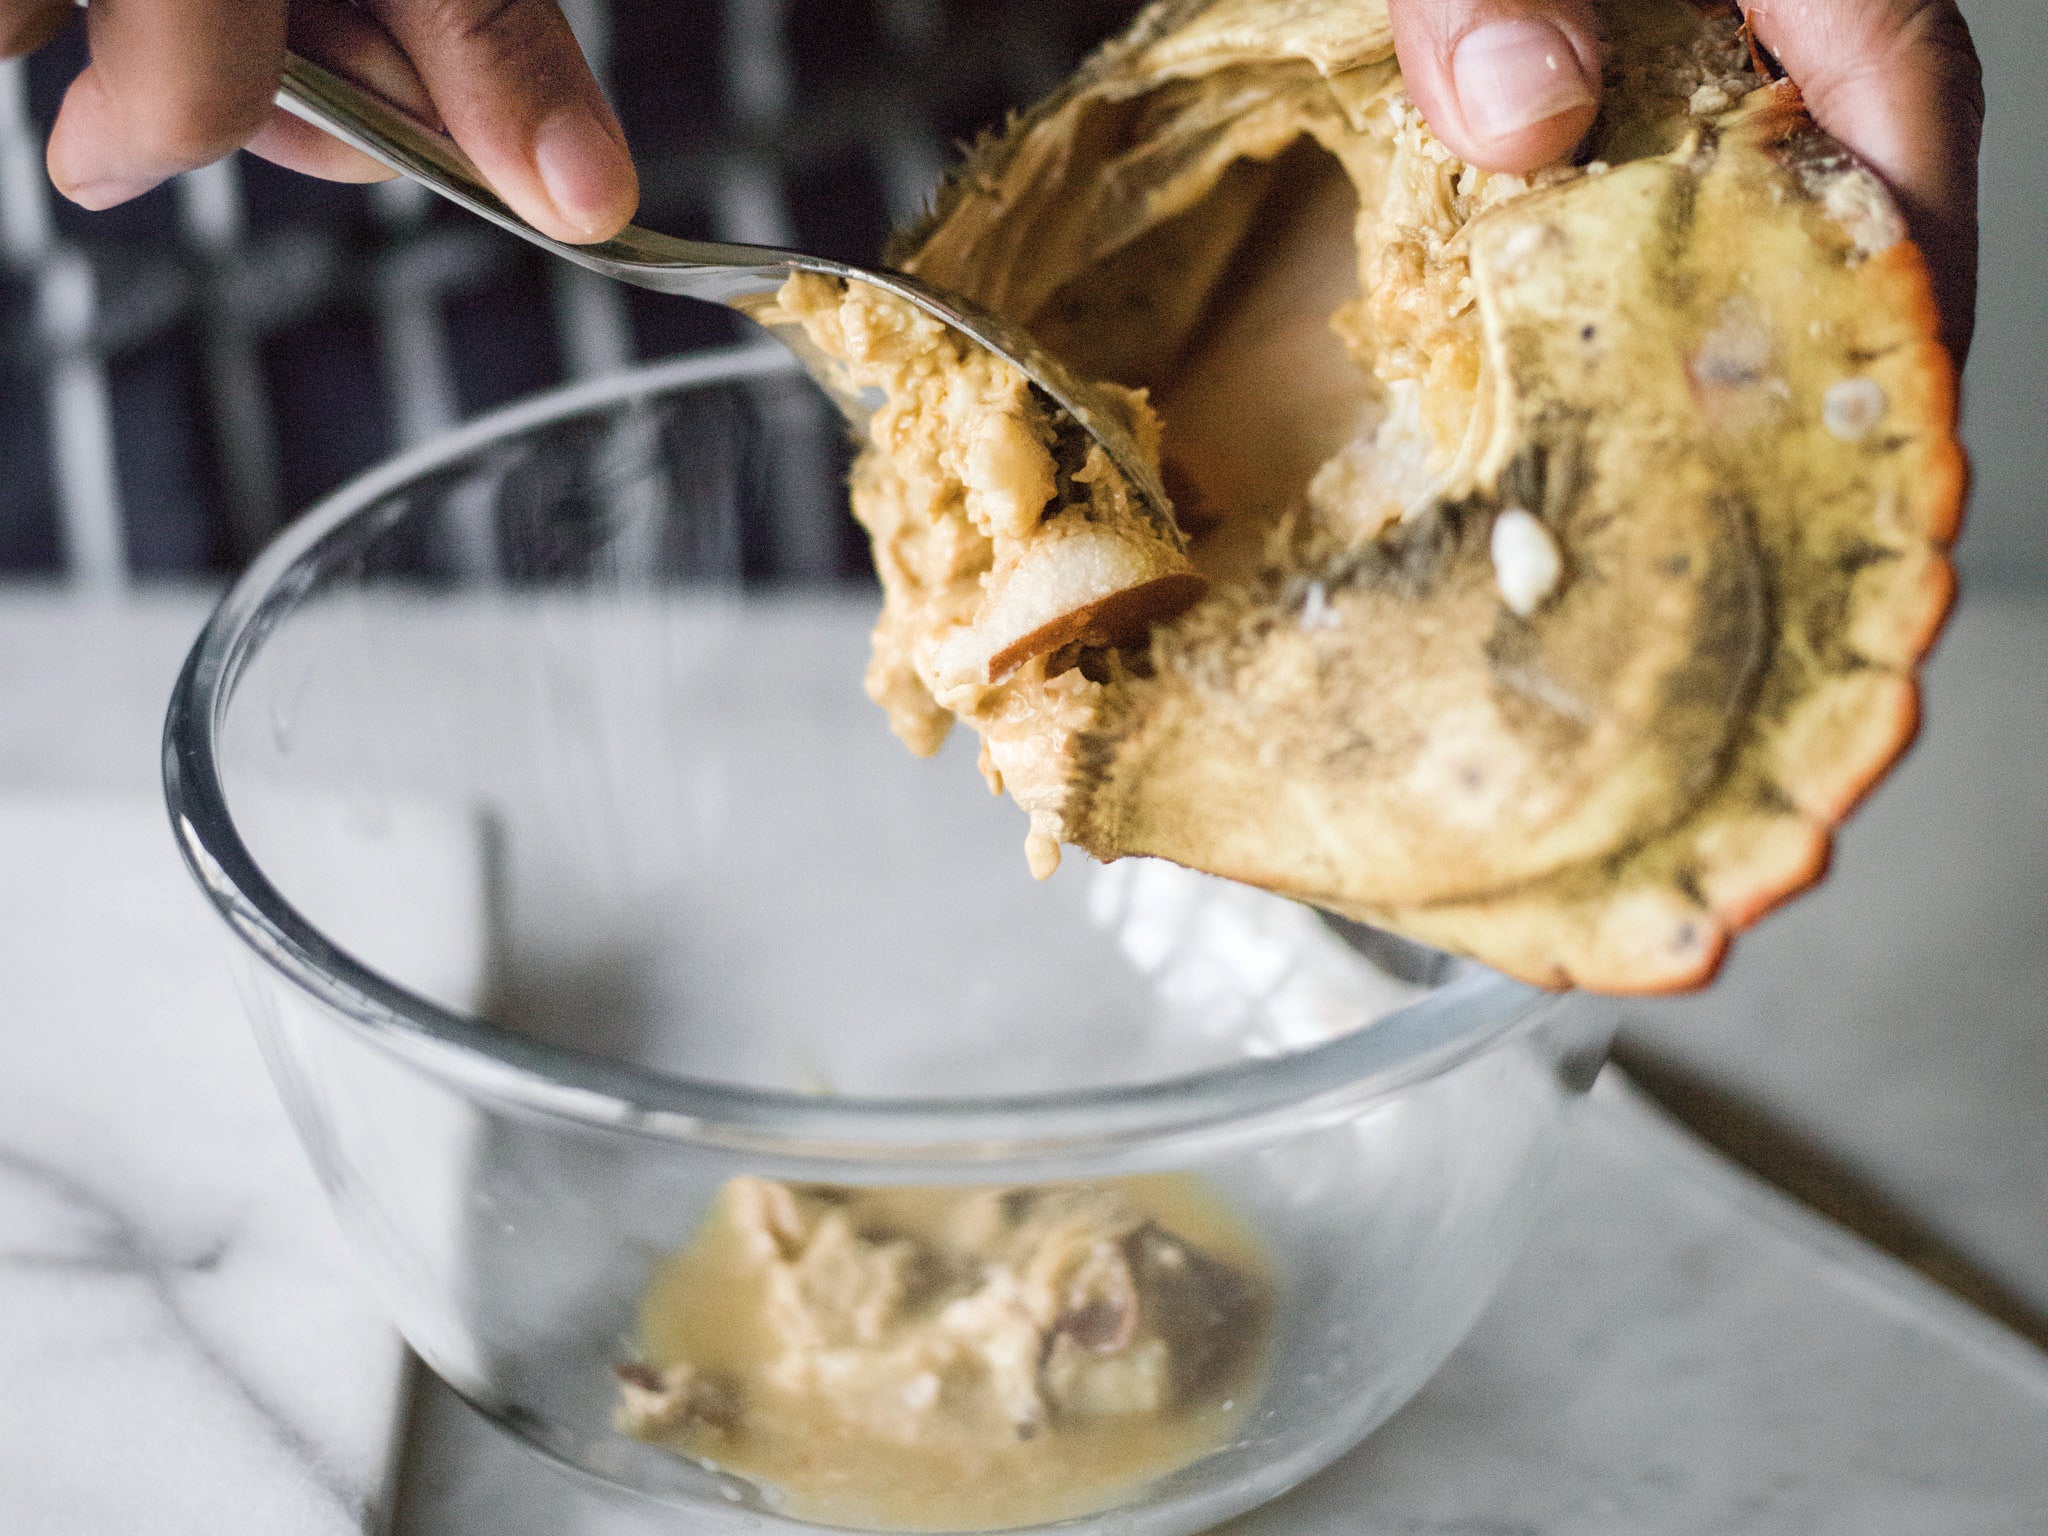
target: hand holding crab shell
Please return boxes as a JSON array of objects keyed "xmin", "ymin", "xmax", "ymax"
[
  {"xmin": 804, "ymin": 0, "xmax": 1975, "ymax": 993},
  {"xmin": 1376, "ymin": 0, "xmax": 1982, "ymax": 362}
]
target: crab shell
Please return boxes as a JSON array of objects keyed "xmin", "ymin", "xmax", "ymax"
[{"xmin": 888, "ymin": 0, "xmax": 1962, "ymax": 993}]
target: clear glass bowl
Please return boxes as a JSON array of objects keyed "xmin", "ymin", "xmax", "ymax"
[{"xmin": 163, "ymin": 346, "xmax": 1613, "ymax": 1534}]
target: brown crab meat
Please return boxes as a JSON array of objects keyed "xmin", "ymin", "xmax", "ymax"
[
  {"xmin": 764, "ymin": 275, "xmax": 1205, "ymax": 711},
  {"xmin": 817, "ymin": 0, "xmax": 1961, "ymax": 993}
]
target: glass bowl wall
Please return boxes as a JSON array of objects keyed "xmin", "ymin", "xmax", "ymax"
[{"xmin": 164, "ymin": 347, "xmax": 1612, "ymax": 1534}]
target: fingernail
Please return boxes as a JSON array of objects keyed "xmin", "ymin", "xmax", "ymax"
[
  {"xmin": 534, "ymin": 110, "xmax": 629, "ymax": 237},
  {"xmin": 58, "ymin": 173, "xmax": 164, "ymax": 210},
  {"xmin": 1452, "ymin": 20, "xmax": 1597, "ymax": 143}
]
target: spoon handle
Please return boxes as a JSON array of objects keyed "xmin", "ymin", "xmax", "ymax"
[
  {"xmin": 273, "ymin": 51, "xmax": 801, "ymax": 301},
  {"xmin": 272, "ymin": 51, "xmax": 1174, "ymax": 522}
]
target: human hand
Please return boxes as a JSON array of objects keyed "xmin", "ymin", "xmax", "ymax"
[
  {"xmin": 1, "ymin": 0, "xmax": 639, "ymax": 244},
  {"xmin": 1383, "ymin": 0, "xmax": 1984, "ymax": 361}
]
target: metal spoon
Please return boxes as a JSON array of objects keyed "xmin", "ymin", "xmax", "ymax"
[{"xmin": 273, "ymin": 52, "xmax": 1171, "ymax": 525}]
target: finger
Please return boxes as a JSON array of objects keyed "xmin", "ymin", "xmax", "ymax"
[
  {"xmin": 244, "ymin": 0, "xmax": 441, "ymax": 184},
  {"xmin": 1, "ymin": 0, "xmax": 71, "ymax": 59},
  {"xmin": 365, "ymin": 0, "xmax": 637, "ymax": 243},
  {"xmin": 46, "ymin": 0, "xmax": 287, "ymax": 209},
  {"xmin": 1745, "ymin": 0, "xmax": 1983, "ymax": 363},
  {"xmin": 1388, "ymin": 0, "xmax": 1604, "ymax": 172}
]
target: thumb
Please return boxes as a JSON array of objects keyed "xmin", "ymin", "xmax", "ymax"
[
  {"xmin": 1387, "ymin": 0, "xmax": 1605, "ymax": 172},
  {"xmin": 1745, "ymin": 0, "xmax": 1983, "ymax": 363}
]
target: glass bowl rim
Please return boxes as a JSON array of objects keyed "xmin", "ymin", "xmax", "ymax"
[{"xmin": 162, "ymin": 343, "xmax": 1557, "ymax": 1156}]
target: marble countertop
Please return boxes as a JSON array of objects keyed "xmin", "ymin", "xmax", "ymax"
[
  {"xmin": 2, "ymin": 587, "xmax": 2043, "ymax": 1534},
  {"xmin": 0, "ymin": 793, "xmax": 409, "ymax": 1533}
]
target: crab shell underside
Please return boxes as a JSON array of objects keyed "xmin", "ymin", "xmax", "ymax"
[{"xmin": 875, "ymin": 0, "xmax": 1962, "ymax": 994}]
